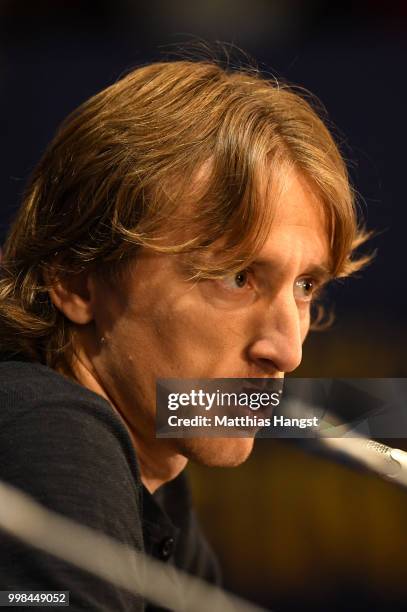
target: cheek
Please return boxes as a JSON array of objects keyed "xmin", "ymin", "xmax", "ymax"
[
  {"xmin": 100, "ymin": 274, "xmax": 255, "ymax": 379},
  {"xmin": 163, "ymin": 298, "xmax": 235, "ymax": 353},
  {"xmin": 111, "ymin": 291, "xmax": 225, "ymax": 372},
  {"xmin": 150, "ymin": 295, "xmax": 250, "ymax": 374}
]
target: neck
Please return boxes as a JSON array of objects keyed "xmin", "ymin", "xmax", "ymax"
[
  {"xmin": 61, "ymin": 351, "xmax": 187, "ymax": 494},
  {"xmin": 135, "ymin": 446, "xmax": 188, "ymax": 494}
]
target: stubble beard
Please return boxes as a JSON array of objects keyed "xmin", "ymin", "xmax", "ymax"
[{"xmin": 176, "ymin": 436, "xmax": 256, "ymax": 468}]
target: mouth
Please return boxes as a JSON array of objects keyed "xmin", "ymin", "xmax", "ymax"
[{"xmin": 220, "ymin": 394, "xmax": 275, "ymax": 422}]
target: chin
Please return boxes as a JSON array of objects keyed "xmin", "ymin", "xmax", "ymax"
[{"xmin": 179, "ymin": 436, "xmax": 255, "ymax": 467}]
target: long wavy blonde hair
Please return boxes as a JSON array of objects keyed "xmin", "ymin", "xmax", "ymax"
[{"xmin": 0, "ymin": 59, "xmax": 370, "ymax": 375}]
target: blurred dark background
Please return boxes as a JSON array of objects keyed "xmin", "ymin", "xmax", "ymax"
[{"xmin": 1, "ymin": 1, "xmax": 407, "ymax": 610}]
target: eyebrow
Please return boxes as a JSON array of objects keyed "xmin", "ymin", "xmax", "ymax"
[{"xmin": 302, "ymin": 264, "xmax": 333, "ymax": 283}]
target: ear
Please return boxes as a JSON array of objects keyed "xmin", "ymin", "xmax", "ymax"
[{"xmin": 47, "ymin": 271, "xmax": 95, "ymax": 325}]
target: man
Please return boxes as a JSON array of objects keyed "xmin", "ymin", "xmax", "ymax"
[{"xmin": 0, "ymin": 59, "xmax": 368, "ymax": 609}]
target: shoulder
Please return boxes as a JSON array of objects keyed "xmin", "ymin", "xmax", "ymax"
[
  {"xmin": 0, "ymin": 358, "xmax": 124, "ymax": 427},
  {"xmin": 0, "ymin": 360, "xmax": 142, "ymax": 541},
  {"xmin": 0, "ymin": 360, "xmax": 144, "ymax": 609},
  {"xmin": 0, "ymin": 359, "xmax": 134, "ymax": 456}
]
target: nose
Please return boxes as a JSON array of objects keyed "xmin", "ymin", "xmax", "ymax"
[{"xmin": 247, "ymin": 292, "xmax": 304, "ymax": 375}]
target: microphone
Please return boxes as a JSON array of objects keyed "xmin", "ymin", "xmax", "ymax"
[
  {"xmin": 321, "ymin": 437, "xmax": 407, "ymax": 487},
  {"xmin": 278, "ymin": 379, "xmax": 407, "ymax": 489}
]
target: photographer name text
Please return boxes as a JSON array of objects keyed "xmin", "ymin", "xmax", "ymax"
[{"xmin": 166, "ymin": 415, "xmax": 320, "ymax": 429}]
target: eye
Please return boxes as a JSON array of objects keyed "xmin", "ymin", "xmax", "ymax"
[
  {"xmin": 294, "ymin": 278, "xmax": 316, "ymax": 302},
  {"xmin": 199, "ymin": 268, "xmax": 257, "ymax": 309},
  {"xmin": 221, "ymin": 269, "xmax": 251, "ymax": 291}
]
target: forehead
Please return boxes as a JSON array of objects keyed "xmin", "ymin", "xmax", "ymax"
[
  {"xmin": 270, "ymin": 169, "xmax": 327, "ymax": 231},
  {"xmin": 255, "ymin": 168, "xmax": 330, "ymax": 271}
]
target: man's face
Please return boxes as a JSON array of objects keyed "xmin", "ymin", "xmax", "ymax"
[{"xmin": 87, "ymin": 169, "xmax": 330, "ymax": 467}]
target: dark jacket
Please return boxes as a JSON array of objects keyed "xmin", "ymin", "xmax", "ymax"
[{"xmin": 0, "ymin": 360, "xmax": 220, "ymax": 611}]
